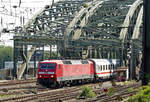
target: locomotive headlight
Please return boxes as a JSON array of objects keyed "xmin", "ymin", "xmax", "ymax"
[
  {"xmin": 51, "ymin": 75, "xmax": 54, "ymax": 78},
  {"xmin": 39, "ymin": 75, "xmax": 42, "ymax": 78}
]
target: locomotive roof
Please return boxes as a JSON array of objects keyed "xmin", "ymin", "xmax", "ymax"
[
  {"xmin": 40, "ymin": 60, "xmax": 63, "ymax": 64},
  {"xmin": 40, "ymin": 60, "xmax": 90, "ymax": 64}
]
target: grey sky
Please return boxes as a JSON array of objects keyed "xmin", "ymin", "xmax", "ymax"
[{"xmin": 0, "ymin": 0, "xmax": 59, "ymax": 46}]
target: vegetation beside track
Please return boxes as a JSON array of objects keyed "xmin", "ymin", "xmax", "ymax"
[
  {"xmin": 78, "ymin": 86, "xmax": 96, "ymax": 99},
  {"xmin": 127, "ymin": 83, "xmax": 150, "ymax": 102}
]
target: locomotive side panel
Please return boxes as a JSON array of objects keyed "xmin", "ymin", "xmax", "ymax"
[
  {"xmin": 57, "ymin": 60, "xmax": 94, "ymax": 81},
  {"xmin": 55, "ymin": 64, "xmax": 63, "ymax": 78}
]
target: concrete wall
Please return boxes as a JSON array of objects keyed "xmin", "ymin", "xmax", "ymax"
[
  {"xmin": 0, "ymin": 69, "xmax": 12, "ymax": 80},
  {"xmin": 0, "ymin": 68, "xmax": 37, "ymax": 80}
]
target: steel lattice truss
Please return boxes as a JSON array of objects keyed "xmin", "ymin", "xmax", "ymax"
[
  {"xmin": 78, "ymin": 0, "xmax": 135, "ymax": 47},
  {"xmin": 14, "ymin": 0, "xmax": 143, "ymax": 57},
  {"xmin": 20, "ymin": 0, "xmax": 91, "ymax": 37},
  {"xmin": 14, "ymin": 0, "xmax": 143, "ymax": 58}
]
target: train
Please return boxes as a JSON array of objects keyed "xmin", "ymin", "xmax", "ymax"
[{"xmin": 37, "ymin": 59, "xmax": 120, "ymax": 88}]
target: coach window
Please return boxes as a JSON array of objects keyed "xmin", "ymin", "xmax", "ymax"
[
  {"xmin": 101, "ymin": 65, "xmax": 102, "ymax": 71},
  {"xmin": 113, "ymin": 65, "xmax": 114, "ymax": 69},
  {"xmin": 103, "ymin": 65, "xmax": 105, "ymax": 70},
  {"xmin": 107, "ymin": 65, "xmax": 108, "ymax": 70},
  {"xmin": 113, "ymin": 64, "xmax": 115, "ymax": 69},
  {"xmin": 110, "ymin": 65, "xmax": 113, "ymax": 70},
  {"xmin": 115, "ymin": 65, "xmax": 117, "ymax": 69},
  {"xmin": 109, "ymin": 65, "xmax": 111, "ymax": 70},
  {"xmin": 114, "ymin": 65, "xmax": 116, "ymax": 69},
  {"xmin": 112, "ymin": 64, "xmax": 114, "ymax": 69},
  {"xmin": 98, "ymin": 66, "xmax": 100, "ymax": 71}
]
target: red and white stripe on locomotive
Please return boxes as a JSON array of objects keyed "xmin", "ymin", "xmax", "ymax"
[{"xmin": 37, "ymin": 59, "xmax": 120, "ymax": 87}]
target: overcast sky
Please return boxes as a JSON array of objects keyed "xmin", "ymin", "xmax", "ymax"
[
  {"xmin": 0, "ymin": 0, "xmax": 60, "ymax": 28},
  {"xmin": 0, "ymin": 0, "xmax": 59, "ymax": 46}
]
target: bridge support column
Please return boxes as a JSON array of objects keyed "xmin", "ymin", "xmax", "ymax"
[
  {"xmin": 50, "ymin": 45, "xmax": 52, "ymax": 58},
  {"xmin": 13, "ymin": 39, "xmax": 19, "ymax": 79},
  {"xmin": 33, "ymin": 50, "xmax": 36, "ymax": 77},
  {"xmin": 99, "ymin": 48, "xmax": 103, "ymax": 58},
  {"xmin": 96, "ymin": 48, "xmax": 100, "ymax": 58},
  {"xmin": 143, "ymin": 0, "xmax": 150, "ymax": 85},
  {"xmin": 42, "ymin": 45, "xmax": 44, "ymax": 60},
  {"xmin": 129, "ymin": 40, "xmax": 136, "ymax": 80},
  {"xmin": 24, "ymin": 45, "xmax": 28, "ymax": 77},
  {"xmin": 119, "ymin": 47, "xmax": 123, "ymax": 66}
]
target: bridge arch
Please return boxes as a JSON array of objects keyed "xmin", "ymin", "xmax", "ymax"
[{"xmin": 119, "ymin": 0, "xmax": 143, "ymax": 41}]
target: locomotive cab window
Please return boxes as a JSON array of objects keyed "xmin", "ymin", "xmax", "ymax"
[{"xmin": 40, "ymin": 63, "xmax": 56, "ymax": 69}]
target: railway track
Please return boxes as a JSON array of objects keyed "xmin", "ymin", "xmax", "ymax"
[
  {"xmin": 0, "ymin": 78, "xmax": 36, "ymax": 87},
  {"xmin": 0, "ymin": 78, "xmax": 39, "ymax": 100},
  {"xmin": 0, "ymin": 81, "xmax": 141, "ymax": 102},
  {"xmin": 0, "ymin": 78, "xmax": 37, "ymax": 92},
  {"xmin": 0, "ymin": 82, "xmax": 100, "ymax": 102}
]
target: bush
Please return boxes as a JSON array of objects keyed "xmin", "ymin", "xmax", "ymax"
[
  {"xmin": 107, "ymin": 87, "xmax": 115, "ymax": 96},
  {"xmin": 78, "ymin": 86, "xmax": 96, "ymax": 99},
  {"xmin": 127, "ymin": 83, "xmax": 150, "ymax": 102},
  {"xmin": 127, "ymin": 88, "xmax": 134, "ymax": 93}
]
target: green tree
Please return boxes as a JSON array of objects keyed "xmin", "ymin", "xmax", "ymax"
[{"xmin": 0, "ymin": 46, "xmax": 13, "ymax": 68}]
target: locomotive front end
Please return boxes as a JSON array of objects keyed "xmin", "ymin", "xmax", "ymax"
[{"xmin": 37, "ymin": 61, "xmax": 57, "ymax": 87}]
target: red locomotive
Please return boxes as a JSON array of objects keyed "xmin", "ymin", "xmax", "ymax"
[{"xmin": 37, "ymin": 59, "xmax": 120, "ymax": 87}]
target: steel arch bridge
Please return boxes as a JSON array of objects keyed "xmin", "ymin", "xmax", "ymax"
[{"xmin": 13, "ymin": 0, "xmax": 143, "ymax": 79}]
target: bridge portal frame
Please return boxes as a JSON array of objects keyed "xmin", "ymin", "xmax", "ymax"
[{"xmin": 13, "ymin": 36, "xmax": 64, "ymax": 79}]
